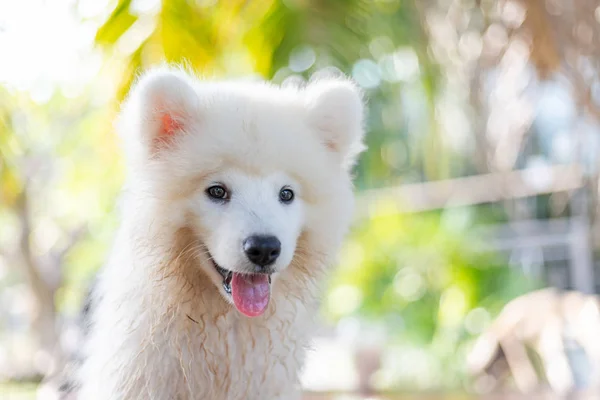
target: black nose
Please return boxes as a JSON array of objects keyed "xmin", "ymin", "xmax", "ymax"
[{"xmin": 243, "ymin": 235, "xmax": 281, "ymax": 267}]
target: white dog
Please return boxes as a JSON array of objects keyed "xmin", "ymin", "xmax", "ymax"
[{"xmin": 76, "ymin": 66, "xmax": 365, "ymax": 399}]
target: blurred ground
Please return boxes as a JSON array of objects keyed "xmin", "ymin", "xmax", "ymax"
[{"xmin": 2, "ymin": 386, "xmax": 599, "ymax": 400}]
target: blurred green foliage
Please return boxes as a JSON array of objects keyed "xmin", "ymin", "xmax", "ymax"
[
  {"xmin": 324, "ymin": 202, "xmax": 539, "ymax": 390},
  {"xmin": 0, "ymin": 89, "xmax": 124, "ymax": 314}
]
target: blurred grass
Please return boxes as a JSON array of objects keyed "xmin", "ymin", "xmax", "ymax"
[{"xmin": 0, "ymin": 382, "xmax": 37, "ymax": 400}]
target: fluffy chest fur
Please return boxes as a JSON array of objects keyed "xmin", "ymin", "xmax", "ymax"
[
  {"xmin": 78, "ymin": 225, "xmax": 319, "ymax": 400},
  {"xmin": 166, "ymin": 296, "xmax": 310, "ymax": 399}
]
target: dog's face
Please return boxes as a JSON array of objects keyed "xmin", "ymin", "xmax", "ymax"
[
  {"xmin": 118, "ymin": 68, "xmax": 365, "ymax": 317},
  {"xmin": 194, "ymin": 170, "xmax": 302, "ymax": 277}
]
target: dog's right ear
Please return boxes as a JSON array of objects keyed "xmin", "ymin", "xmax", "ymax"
[{"xmin": 117, "ymin": 67, "xmax": 199, "ymax": 159}]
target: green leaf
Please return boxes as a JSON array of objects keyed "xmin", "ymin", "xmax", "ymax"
[{"xmin": 95, "ymin": 0, "xmax": 138, "ymax": 45}]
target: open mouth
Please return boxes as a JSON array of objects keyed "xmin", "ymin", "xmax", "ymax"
[
  {"xmin": 214, "ymin": 265, "xmax": 234, "ymax": 294},
  {"xmin": 211, "ymin": 261, "xmax": 272, "ymax": 318}
]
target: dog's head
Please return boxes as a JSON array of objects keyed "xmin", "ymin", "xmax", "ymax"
[{"xmin": 118, "ymin": 67, "xmax": 365, "ymax": 317}]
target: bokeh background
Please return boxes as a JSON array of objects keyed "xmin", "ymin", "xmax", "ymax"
[{"xmin": 3, "ymin": 0, "xmax": 600, "ymax": 399}]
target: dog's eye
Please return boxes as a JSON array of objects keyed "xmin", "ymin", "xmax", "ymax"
[
  {"xmin": 279, "ymin": 188, "xmax": 294, "ymax": 204},
  {"xmin": 206, "ymin": 185, "xmax": 229, "ymax": 201}
]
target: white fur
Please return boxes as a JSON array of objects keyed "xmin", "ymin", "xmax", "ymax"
[{"xmin": 77, "ymin": 66, "xmax": 365, "ymax": 400}]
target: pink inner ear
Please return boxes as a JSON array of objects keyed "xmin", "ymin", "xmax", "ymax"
[{"xmin": 161, "ymin": 113, "xmax": 183, "ymax": 136}]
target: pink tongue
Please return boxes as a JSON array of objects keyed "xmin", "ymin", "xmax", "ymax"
[{"xmin": 231, "ymin": 273, "xmax": 270, "ymax": 317}]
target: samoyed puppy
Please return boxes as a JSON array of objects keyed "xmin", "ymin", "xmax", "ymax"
[{"xmin": 76, "ymin": 66, "xmax": 365, "ymax": 400}]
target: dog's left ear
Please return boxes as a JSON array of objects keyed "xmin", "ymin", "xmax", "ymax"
[{"xmin": 305, "ymin": 79, "xmax": 366, "ymax": 169}]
